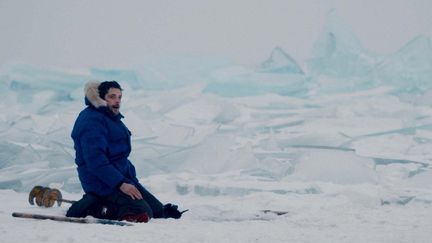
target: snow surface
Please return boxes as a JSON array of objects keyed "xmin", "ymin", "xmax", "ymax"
[{"xmin": 1, "ymin": 8, "xmax": 432, "ymax": 243}]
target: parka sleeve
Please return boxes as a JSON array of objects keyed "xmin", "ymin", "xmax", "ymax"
[{"xmin": 79, "ymin": 116, "xmax": 129, "ymax": 189}]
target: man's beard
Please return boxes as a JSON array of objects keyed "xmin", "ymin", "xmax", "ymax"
[{"xmin": 109, "ymin": 105, "xmax": 120, "ymax": 115}]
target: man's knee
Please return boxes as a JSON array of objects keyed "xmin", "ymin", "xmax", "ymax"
[
  {"xmin": 66, "ymin": 194, "xmax": 100, "ymax": 218},
  {"xmin": 107, "ymin": 191, "xmax": 154, "ymax": 219}
]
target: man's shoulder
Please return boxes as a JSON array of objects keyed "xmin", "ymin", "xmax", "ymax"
[{"xmin": 77, "ymin": 107, "xmax": 107, "ymax": 122}]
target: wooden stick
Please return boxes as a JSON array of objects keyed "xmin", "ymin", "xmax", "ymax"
[{"xmin": 12, "ymin": 212, "xmax": 133, "ymax": 226}]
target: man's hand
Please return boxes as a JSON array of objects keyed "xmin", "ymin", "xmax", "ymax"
[{"xmin": 119, "ymin": 183, "xmax": 143, "ymax": 200}]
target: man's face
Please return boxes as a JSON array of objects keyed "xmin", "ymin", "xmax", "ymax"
[{"xmin": 104, "ymin": 88, "xmax": 122, "ymax": 115}]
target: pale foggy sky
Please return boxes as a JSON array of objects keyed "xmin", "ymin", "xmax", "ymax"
[{"xmin": 1, "ymin": 0, "xmax": 431, "ymax": 68}]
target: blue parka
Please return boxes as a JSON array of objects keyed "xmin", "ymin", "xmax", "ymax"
[{"xmin": 71, "ymin": 81, "xmax": 139, "ymax": 196}]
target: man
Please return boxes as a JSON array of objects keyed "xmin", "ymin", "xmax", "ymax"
[{"xmin": 66, "ymin": 80, "xmax": 184, "ymax": 223}]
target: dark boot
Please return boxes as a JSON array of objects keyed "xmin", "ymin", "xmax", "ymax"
[{"xmin": 163, "ymin": 203, "xmax": 186, "ymax": 219}]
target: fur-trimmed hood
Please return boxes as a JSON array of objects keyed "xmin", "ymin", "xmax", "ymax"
[{"xmin": 84, "ymin": 81, "xmax": 107, "ymax": 108}]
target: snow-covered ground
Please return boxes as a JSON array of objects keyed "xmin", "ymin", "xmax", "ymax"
[
  {"xmin": 1, "ymin": 7, "xmax": 432, "ymax": 243},
  {"xmin": 2, "ymin": 180, "xmax": 432, "ymax": 243}
]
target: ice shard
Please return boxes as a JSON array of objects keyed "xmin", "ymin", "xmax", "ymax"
[
  {"xmin": 1, "ymin": 64, "xmax": 90, "ymax": 103},
  {"xmin": 260, "ymin": 47, "xmax": 304, "ymax": 74},
  {"xmin": 307, "ymin": 10, "xmax": 375, "ymax": 77},
  {"xmin": 376, "ymin": 35, "xmax": 432, "ymax": 91},
  {"xmin": 204, "ymin": 48, "xmax": 307, "ymax": 97}
]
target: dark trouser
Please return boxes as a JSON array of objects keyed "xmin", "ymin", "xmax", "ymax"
[
  {"xmin": 66, "ymin": 186, "xmax": 165, "ymax": 220},
  {"xmin": 136, "ymin": 184, "xmax": 165, "ymax": 218}
]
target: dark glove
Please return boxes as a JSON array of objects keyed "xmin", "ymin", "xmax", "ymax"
[{"xmin": 163, "ymin": 203, "xmax": 188, "ymax": 219}]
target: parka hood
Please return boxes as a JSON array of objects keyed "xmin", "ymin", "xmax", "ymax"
[{"xmin": 84, "ymin": 81, "xmax": 107, "ymax": 108}]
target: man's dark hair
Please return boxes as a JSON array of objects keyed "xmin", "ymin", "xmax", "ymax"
[{"xmin": 98, "ymin": 81, "xmax": 123, "ymax": 100}]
